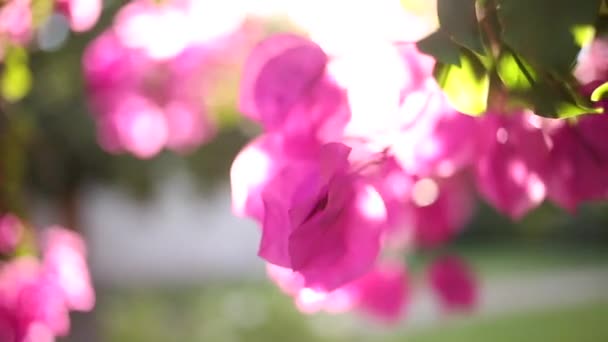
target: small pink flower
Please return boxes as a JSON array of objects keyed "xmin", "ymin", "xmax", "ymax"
[
  {"xmin": 0, "ymin": 257, "xmax": 68, "ymax": 341},
  {"xmin": 428, "ymin": 255, "xmax": 478, "ymax": 312},
  {"xmin": 393, "ymin": 87, "xmax": 480, "ymax": 177},
  {"xmin": 0, "ymin": 214, "xmax": 22, "ymax": 255},
  {"xmin": 475, "ymin": 112, "xmax": 553, "ymax": 219},
  {"xmin": 0, "ymin": 224, "xmax": 94, "ymax": 342},
  {"xmin": 346, "ymin": 263, "xmax": 409, "ymax": 322},
  {"xmin": 42, "ymin": 227, "xmax": 95, "ymax": 312},
  {"xmin": 409, "ymin": 176, "xmax": 475, "ymax": 247},
  {"xmin": 267, "ymin": 262, "xmax": 409, "ymax": 323},
  {"xmin": 575, "ymin": 38, "xmax": 608, "ymax": 84},
  {"xmin": 546, "ymin": 114, "xmax": 608, "ymax": 211},
  {"xmin": 103, "ymin": 94, "xmax": 169, "ymax": 159},
  {"xmin": 83, "ymin": 28, "xmax": 220, "ymax": 158},
  {"xmin": 55, "ymin": 0, "xmax": 102, "ymax": 32},
  {"xmin": 113, "ymin": 0, "xmax": 192, "ymax": 61},
  {"xmin": 0, "ymin": 0, "xmax": 33, "ymax": 45}
]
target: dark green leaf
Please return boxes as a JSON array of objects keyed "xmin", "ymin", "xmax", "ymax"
[
  {"xmin": 525, "ymin": 80, "xmax": 602, "ymax": 118},
  {"xmin": 437, "ymin": 0, "xmax": 485, "ymax": 54},
  {"xmin": 496, "ymin": 0, "xmax": 601, "ymax": 73},
  {"xmin": 417, "ymin": 30, "xmax": 462, "ymax": 66}
]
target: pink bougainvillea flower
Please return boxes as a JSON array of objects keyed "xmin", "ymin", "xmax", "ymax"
[
  {"xmin": 41, "ymin": 227, "xmax": 95, "ymax": 312},
  {"xmin": 393, "ymin": 84, "xmax": 480, "ymax": 177},
  {"xmin": 83, "ymin": 0, "xmax": 260, "ymax": 159},
  {"xmin": 82, "ymin": 30, "xmax": 142, "ymax": 99},
  {"xmin": 475, "ymin": 112, "xmax": 553, "ymax": 220},
  {"xmin": 408, "ymin": 175, "xmax": 475, "ymax": 247},
  {"xmin": 575, "ymin": 109, "xmax": 608, "ymax": 160},
  {"xmin": 239, "ymin": 33, "xmax": 327, "ymax": 122},
  {"xmin": 345, "ymin": 262, "xmax": 409, "ymax": 322},
  {"xmin": 0, "ymin": 257, "xmax": 69, "ymax": 341},
  {"xmin": 329, "ymin": 41, "xmax": 477, "ymax": 177},
  {"xmin": 55, "ymin": 0, "xmax": 102, "ymax": 32},
  {"xmin": 113, "ymin": 0, "xmax": 192, "ymax": 61},
  {"xmin": 0, "ymin": 226, "xmax": 94, "ymax": 342},
  {"xmin": 0, "ymin": 0, "xmax": 33, "ymax": 45},
  {"xmin": 259, "ymin": 142, "xmax": 387, "ymax": 291},
  {"xmin": 240, "ymin": 33, "xmax": 350, "ymax": 144},
  {"xmin": 100, "ymin": 93, "xmax": 169, "ymax": 158},
  {"xmin": 546, "ymin": 115, "xmax": 608, "ymax": 211},
  {"xmin": 575, "ymin": 37, "xmax": 608, "ymax": 84},
  {"xmin": 230, "ymin": 133, "xmax": 287, "ymax": 221},
  {"xmin": 0, "ymin": 214, "xmax": 22, "ymax": 255},
  {"xmin": 334, "ymin": 43, "xmax": 433, "ymax": 146},
  {"xmin": 371, "ymin": 43, "xmax": 479, "ymax": 178},
  {"xmin": 83, "ymin": 29, "xmax": 221, "ymax": 158},
  {"xmin": 113, "ymin": 0, "xmax": 249, "ymax": 61},
  {"xmin": 373, "ymin": 166, "xmax": 474, "ymax": 249},
  {"xmin": 368, "ymin": 157, "xmax": 414, "ymax": 232},
  {"xmin": 267, "ymin": 262, "xmax": 409, "ymax": 323},
  {"xmin": 428, "ymin": 255, "xmax": 478, "ymax": 312}
]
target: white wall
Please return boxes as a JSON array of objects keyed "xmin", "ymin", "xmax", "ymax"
[{"xmin": 35, "ymin": 168, "xmax": 266, "ymax": 287}]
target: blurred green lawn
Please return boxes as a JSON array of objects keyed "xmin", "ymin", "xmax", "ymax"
[
  {"xmin": 83, "ymin": 242, "xmax": 608, "ymax": 342},
  {"xmin": 402, "ymin": 301, "xmax": 608, "ymax": 342},
  {"xmin": 97, "ymin": 287, "xmax": 608, "ymax": 342}
]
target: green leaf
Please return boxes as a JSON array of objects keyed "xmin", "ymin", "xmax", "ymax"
[
  {"xmin": 591, "ymin": 82, "xmax": 608, "ymax": 101},
  {"xmin": 496, "ymin": 0, "xmax": 601, "ymax": 73},
  {"xmin": 434, "ymin": 49, "xmax": 490, "ymax": 115},
  {"xmin": 417, "ymin": 30, "xmax": 462, "ymax": 66},
  {"xmin": 524, "ymin": 79, "xmax": 602, "ymax": 118},
  {"xmin": 496, "ymin": 50, "xmax": 536, "ymax": 91},
  {"xmin": 1, "ymin": 48, "xmax": 32, "ymax": 102},
  {"xmin": 437, "ymin": 0, "xmax": 485, "ymax": 55}
]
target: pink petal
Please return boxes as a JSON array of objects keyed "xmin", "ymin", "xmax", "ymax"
[
  {"xmin": 0, "ymin": 214, "xmax": 22, "ymax": 254},
  {"xmin": 475, "ymin": 112, "xmax": 551, "ymax": 219},
  {"xmin": 42, "ymin": 227, "xmax": 95, "ymax": 312},
  {"xmin": 352, "ymin": 263, "xmax": 409, "ymax": 323},
  {"xmin": 239, "ymin": 33, "xmax": 328, "ymax": 126},
  {"xmin": 429, "ymin": 255, "xmax": 477, "ymax": 312}
]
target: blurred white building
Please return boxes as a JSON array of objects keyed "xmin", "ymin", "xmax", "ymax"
[{"xmin": 33, "ymin": 167, "xmax": 265, "ymax": 287}]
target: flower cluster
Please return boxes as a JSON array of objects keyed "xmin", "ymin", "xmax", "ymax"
[
  {"xmin": 0, "ymin": 215, "xmax": 94, "ymax": 342},
  {"xmin": 230, "ymin": 28, "xmax": 608, "ymax": 322},
  {"xmin": 231, "ymin": 32, "xmax": 480, "ymax": 322},
  {"xmin": 83, "ymin": 0, "xmax": 260, "ymax": 158}
]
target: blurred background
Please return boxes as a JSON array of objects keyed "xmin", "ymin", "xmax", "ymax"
[{"xmin": 1, "ymin": 0, "xmax": 607, "ymax": 341}]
